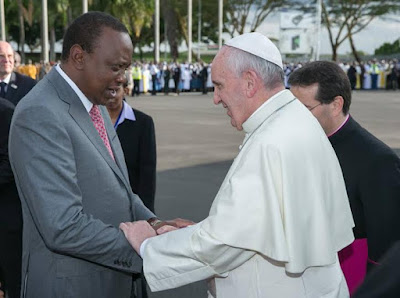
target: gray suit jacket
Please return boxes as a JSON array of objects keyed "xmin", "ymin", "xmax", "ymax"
[{"xmin": 9, "ymin": 68, "xmax": 155, "ymax": 298}]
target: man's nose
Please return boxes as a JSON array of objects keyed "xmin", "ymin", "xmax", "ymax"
[
  {"xmin": 213, "ymin": 92, "xmax": 221, "ymax": 105},
  {"xmin": 116, "ymin": 72, "xmax": 125, "ymax": 82}
]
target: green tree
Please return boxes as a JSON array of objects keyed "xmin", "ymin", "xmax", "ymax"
[
  {"xmin": 301, "ymin": 0, "xmax": 400, "ymax": 62},
  {"xmin": 192, "ymin": 0, "xmax": 220, "ymax": 46},
  {"xmin": 161, "ymin": 0, "xmax": 182, "ymax": 60},
  {"xmin": 375, "ymin": 39, "xmax": 400, "ymax": 55},
  {"xmin": 224, "ymin": 0, "xmax": 290, "ymax": 38},
  {"xmin": 109, "ymin": 0, "xmax": 154, "ymax": 54}
]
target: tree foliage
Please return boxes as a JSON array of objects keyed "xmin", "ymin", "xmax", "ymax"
[
  {"xmin": 224, "ymin": 0, "xmax": 290, "ymax": 38},
  {"xmin": 6, "ymin": 0, "xmax": 399, "ymax": 62},
  {"xmin": 375, "ymin": 39, "xmax": 400, "ymax": 55},
  {"xmin": 299, "ymin": 0, "xmax": 400, "ymax": 61}
]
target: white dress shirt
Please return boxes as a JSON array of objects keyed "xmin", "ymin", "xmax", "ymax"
[{"xmin": 55, "ymin": 64, "xmax": 93, "ymax": 113}]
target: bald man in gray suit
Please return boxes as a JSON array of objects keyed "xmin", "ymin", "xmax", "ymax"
[{"xmin": 8, "ymin": 12, "xmax": 188, "ymax": 298}]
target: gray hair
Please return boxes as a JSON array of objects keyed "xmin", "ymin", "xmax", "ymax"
[{"xmin": 225, "ymin": 46, "xmax": 284, "ymax": 90}]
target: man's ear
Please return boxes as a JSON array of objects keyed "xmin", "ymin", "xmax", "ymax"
[
  {"xmin": 69, "ymin": 45, "xmax": 86, "ymax": 70},
  {"xmin": 331, "ymin": 96, "xmax": 344, "ymax": 116},
  {"xmin": 243, "ymin": 70, "xmax": 259, "ymax": 98}
]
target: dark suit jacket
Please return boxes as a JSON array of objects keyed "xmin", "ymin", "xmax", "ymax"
[
  {"xmin": 329, "ymin": 116, "xmax": 400, "ymax": 265},
  {"xmin": 0, "ymin": 98, "xmax": 21, "ymax": 230},
  {"xmin": 4, "ymin": 72, "xmax": 36, "ymax": 106},
  {"xmin": 116, "ymin": 106, "xmax": 157, "ymax": 213},
  {"xmin": 353, "ymin": 241, "xmax": 400, "ymax": 298}
]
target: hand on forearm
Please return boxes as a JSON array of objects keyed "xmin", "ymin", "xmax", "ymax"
[
  {"xmin": 148, "ymin": 217, "xmax": 196, "ymax": 235},
  {"xmin": 165, "ymin": 218, "xmax": 196, "ymax": 228},
  {"xmin": 119, "ymin": 221, "xmax": 157, "ymax": 254}
]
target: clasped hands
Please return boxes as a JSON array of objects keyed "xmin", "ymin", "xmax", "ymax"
[{"xmin": 119, "ymin": 218, "xmax": 195, "ymax": 254}]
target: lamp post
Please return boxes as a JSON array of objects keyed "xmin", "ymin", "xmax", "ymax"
[
  {"xmin": 188, "ymin": 0, "xmax": 192, "ymax": 63},
  {"xmin": 314, "ymin": 0, "xmax": 322, "ymax": 61},
  {"xmin": 218, "ymin": 0, "xmax": 223, "ymax": 49},
  {"xmin": 42, "ymin": 0, "xmax": 49, "ymax": 62},
  {"xmin": 0, "ymin": 0, "xmax": 5, "ymax": 41},
  {"xmin": 155, "ymin": 0, "xmax": 160, "ymax": 63},
  {"xmin": 83, "ymin": 0, "xmax": 88, "ymax": 13},
  {"xmin": 197, "ymin": 0, "xmax": 201, "ymax": 61}
]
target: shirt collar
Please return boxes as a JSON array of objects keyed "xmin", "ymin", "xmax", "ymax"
[
  {"xmin": 55, "ymin": 64, "xmax": 93, "ymax": 113},
  {"xmin": 115, "ymin": 100, "xmax": 136, "ymax": 127},
  {"xmin": 0, "ymin": 73, "xmax": 12, "ymax": 84},
  {"xmin": 328, "ymin": 114, "xmax": 350, "ymax": 137}
]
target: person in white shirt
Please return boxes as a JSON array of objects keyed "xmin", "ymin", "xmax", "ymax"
[
  {"xmin": 120, "ymin": 32, "xmax": 355, "ymax": 298},
  {"xmin": 149, "ymin": 62, "xmax": 158, "ymax": 95}
]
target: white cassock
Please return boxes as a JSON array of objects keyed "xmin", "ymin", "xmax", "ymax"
[
  {"xmin": 206, "ymin": 66, "xmax": 213, "ymax": 88},
  {"xmin": 363, "ymin": 65, "xmax": 372, "ymax": 90},
  {"xmin": 142, "ymin": 90, "xmax": 355, "ymax": 298},
  {"xmin": 183, "ymin": 68, "xmax": 191, "ymax": 90}
]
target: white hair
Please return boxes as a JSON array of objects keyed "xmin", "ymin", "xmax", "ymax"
[{"xmin": 224, "ymin": 46, "xmax": 284, "ymax": 90}]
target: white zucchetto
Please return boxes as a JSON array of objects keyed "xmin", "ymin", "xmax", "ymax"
[{"xmin": 225, "ymin": 32, "xmax": 283, "ymax": 69}]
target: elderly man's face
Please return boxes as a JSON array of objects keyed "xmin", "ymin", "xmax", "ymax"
[
  {"xmin": 80, "ymin": 27, "xmax": 133, "ymax": 106},
  {"xmin": 211, "ymin": 49, "xmax": 249, "ymax": 131},
  {"xmin": 0, "ymin": 41, "xmax": 15, "ymax": 78}
]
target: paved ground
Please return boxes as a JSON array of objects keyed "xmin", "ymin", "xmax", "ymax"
[{"xmin": 126, "ymin": 90, "xmax": 400, "ymax": 298}]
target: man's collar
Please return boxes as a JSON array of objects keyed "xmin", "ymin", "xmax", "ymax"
[
  {"xmin": 115, "ymin": 101, "xmax": 136, "ymax": 127},
  {"xmin": 0, "ymin": 73, "xmax": 12, "ymax": 84},
  {"xmin": 55, "ymin": 64, "xmax": 93, "ymax": 113},
  {"xmin": 328, "ymin": 114, "xmax": 350, "ymax": 137}
]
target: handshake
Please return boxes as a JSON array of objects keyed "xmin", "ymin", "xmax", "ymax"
[{"xmin": 119, "ymin": 218, "xmax": 195, "ymax": 255}]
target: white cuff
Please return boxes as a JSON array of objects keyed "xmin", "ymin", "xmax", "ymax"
[{"xmin": 140, "ymin": 238, "xmax": 150, "ymax": 257}]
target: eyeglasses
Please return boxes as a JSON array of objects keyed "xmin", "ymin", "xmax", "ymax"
[{"xmin": 307, "ymin": 103, "xmax": 322, "ymax": 111}]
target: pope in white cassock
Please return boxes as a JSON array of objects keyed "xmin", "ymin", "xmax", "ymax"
[{"xmin": 120, "ymin": 33, "xmax": 355, "ymax": 298}]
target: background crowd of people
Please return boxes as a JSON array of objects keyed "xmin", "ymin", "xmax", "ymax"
[
  {"xmin": 284, "ymin": 59, "xmax": 400, "ymax": 91},
  {"xmin": 12, "ymin": 56, "xmax": 400, "ymax": 96},
  {"xmin": 126, "ymin": 61, "xmax": 212, "ymax": 95}
]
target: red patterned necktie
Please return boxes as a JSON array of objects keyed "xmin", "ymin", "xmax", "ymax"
[{"xmin": 89, "ymin": 105, "xmax": 115, "ymax": 160}]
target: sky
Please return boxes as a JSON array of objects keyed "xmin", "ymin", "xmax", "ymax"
[{"xmin": 258, "ymin": 12, "xmax": 400, "ymax": 56}]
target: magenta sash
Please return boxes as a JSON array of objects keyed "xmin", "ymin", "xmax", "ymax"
[{"xmin": 338, "ymin": 238, "xmax": 368, "ymax": 295}]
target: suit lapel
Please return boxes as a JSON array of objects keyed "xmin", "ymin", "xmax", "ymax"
[
  {"xmin": 6, "ymin": 72, "xmax": 18, "ymax": 105},
  {"xmin": 46, "ymin": 68, "xmax": 131, "ymax": 191},
  {"xmin": 99, "ymin": 105, "xmax": 132, "ymax": 187}
]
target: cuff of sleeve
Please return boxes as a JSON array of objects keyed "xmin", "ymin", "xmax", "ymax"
[{"xmin": 140, "ymin": 238, "xmax": 150, "ymax": 257}]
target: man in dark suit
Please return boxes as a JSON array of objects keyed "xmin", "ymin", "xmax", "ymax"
[
  {"xmin": 9, "ymin": 12, "xmax": 188, "ymax": 298},
  {"xmin": 0, "ymin": 41, "xmax": 36, "ymax": 106},
  {"xmin": 289, "ymin": 61, "xmax": 400, "ymax": 294},
  {"xmin": 0, "ymin": 97, "xmax": 21, "ymax": 298},
  {"xmin": 200, "ymin": 63, "xmax": 208, "ymax": 94},
  {"xmin": 0, "ymin": 40, "xmax": 35, "ymax": 298}
]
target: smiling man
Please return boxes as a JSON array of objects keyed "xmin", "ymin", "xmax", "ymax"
[
  {"xmin": 8, "ymin": 12, "xmax": 162, "ymax": 298},
  {"xmin": 120, "ymin": 33, "xmax": 355, "ymax": 297},
  {"xmin": 0, "ymin": 41, "xmax": 36, "ymax": 106}
]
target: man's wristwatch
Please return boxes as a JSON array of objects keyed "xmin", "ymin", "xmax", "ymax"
[{"xmin": 147, "ymin": 217, "xmax": 163, "ymax": 227}]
